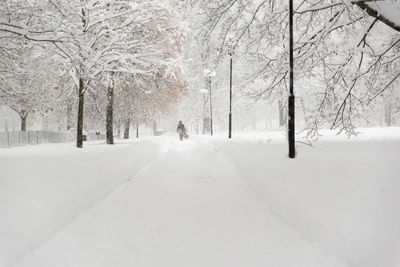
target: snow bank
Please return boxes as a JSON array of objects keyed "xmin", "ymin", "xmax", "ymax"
[
  {"xmin": 215, "ymin": 130, "xmax": 400, "ymax": 267},
  {"xmin": 1, "ymin": 130, "xmax": 399, "ymax": 267},
  {"xmin": 0, "ymin": 139, "xmax": 160, "ymax": 266},
  {"xmin": 209, "ymin": 127, "xmax": 400, "ymax": 143},
  {"xmin": 7, "ymin": 137, "xmax": 348, "ymax": 267}
]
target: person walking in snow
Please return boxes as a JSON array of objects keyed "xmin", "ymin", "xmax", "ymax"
[{"xmin": 177, "ymin": 121, "xmax": 187, "ymax": 141}]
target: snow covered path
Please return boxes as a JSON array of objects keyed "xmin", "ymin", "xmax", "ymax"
[
  {"xmin": 1, "ymin": 132, "xmax": 399, "ymax": 267},
  {"xmin": 0, "ymin": 140, "xmax": 160, "ymax": 266}
]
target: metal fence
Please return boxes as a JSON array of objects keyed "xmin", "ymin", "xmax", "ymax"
[{"xmin": 0, "ymin": 131, "xmax": 105, "ymax": 148}]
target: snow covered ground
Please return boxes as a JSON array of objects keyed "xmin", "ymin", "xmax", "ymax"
[{"xmin": 0, "ymin": 128, "xmax": 399, "ymax": 267}]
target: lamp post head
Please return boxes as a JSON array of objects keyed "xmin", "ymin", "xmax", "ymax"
[
  {"xmin": 200, "ymin": 89, "xmax": 208, "ymax": 94},
  {"xmin": 226, "ymin": 32, "xmax": 235, "ymax": 56},
  {"xmin": 227, "ymin": 44, "xmax": 234, "ymax": 57},
  {"xmin": 203, "ymin": 69, "xmax": 216, "ymax": 78}
]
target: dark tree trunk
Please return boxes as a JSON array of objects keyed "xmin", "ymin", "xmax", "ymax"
[
  {"xmin": 353, "ymin": 1, "xmax": 400, "ymax": 32},
  {"xmin": 124, "ymin": 119, "xmax": 130, "ymax": 139},
  {"xmin": 106, "ymin": 79, "xmax": 114, "ymax": 144},
  {"xmin": 76, "ymin": 78, "xmax": 85, "ymax": 148},
  {"xmin": 136, "ymin": 122, "xmax": 139, "ymax": 138},
  {"xmin": 20, "ymin": 112, "xmax": 27, "ymax": 131},
  {"xmin": 279, "ymin": 99, "xmax": 287, "ymax": 127},
  {"xmin": 67, "ymin": 101, "xmax": 73, "ymax": 130}
]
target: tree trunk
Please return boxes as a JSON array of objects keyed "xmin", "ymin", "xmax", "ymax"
[
  {"xmin": 20, "ymin": 112, "xmax": 27, "ymax": 131},
  {"xmin": 353, "ymin": 1, "xmax": 400, "ymax": 33},
  {"xmin": 124, "ymin": 119, "xmax": 130, "ymax": 139},
  {"xmin": 67, "ymin": 101, "xmax": 73, "ymax": 130},
  {"xmin": 136, "ymin": 122, "xmax": 139, "ymax": 138},
  {"xmin": 76, "ymin": 78, "xmax": 85, "ymax": 148},
  {"xmin": 106, "ymin": 79, "xmax": 114, "ymax": 144},
  {"xmin": 279, "ymin": 99, "xmax": 287, "ymax": 128},
  {"xmin": 153, "ymin": 120, "xmax": 157, "ymax": 136},
  {"xmin": 385, "ymin": 99, "xmax": 392, "ymax": 126}
]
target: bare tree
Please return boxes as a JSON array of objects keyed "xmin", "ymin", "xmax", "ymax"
[{"xmin": 185, "ymin": 0, "xmax": 400, "ymax": 134}]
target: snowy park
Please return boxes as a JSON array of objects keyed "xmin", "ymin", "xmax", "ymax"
[
  {"xmin": 1, "ymin": 0, "xmax": 400, "ymax": 267},
  {"xmin": 1, "ymin": 129, "xmax": 399, "ymax": 267}
]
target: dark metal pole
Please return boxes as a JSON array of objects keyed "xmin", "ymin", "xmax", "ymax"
[
  {"xmin": 288, "ymin": 0, "xmax": 296, "ymax": 158},
  {"xmin": 228, "ymin": 54, "xmax": 233, "ymax": 139},
  {"xmin": 203, "ymin": 94, "xmax": 206, "ymax": 134},
  {"xmin": 209, "ymin": 78, "xmax": 213, "ymax": 136}
]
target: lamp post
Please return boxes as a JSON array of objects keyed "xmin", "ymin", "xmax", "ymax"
[
  {"xmin": 200, "ymin": 89, "xmax": 208, "ymax": 134},
  {"xmin": 203, "ymin": 69, "xmax": 216, "ymax": 136},
  {"xmin": 227, "ymin": 44, "xmax": 234, "ymax": 139},
  {"xmin": 288, "ymin": 0, "xmax": 296, "ymax": 158}
]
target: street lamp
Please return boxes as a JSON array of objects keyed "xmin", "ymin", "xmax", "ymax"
[
  {"xmin": 200, "ymin": 88, "xmax": 208, "ymax": 134},
  {"xmin": 288, "ymin": 0, "xmax": 296, "ymax": 158},
  {"xmin": 203, "ymin": 69, "xmax": 216, "ymax": 136},
  {"xmin": 227, "ymin": 44, "xmax": 234, "ymax": 139}
]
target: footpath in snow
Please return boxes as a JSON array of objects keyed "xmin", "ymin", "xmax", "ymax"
[{"xmin": 0, "ymin": 129, "xmax": 399, "ymax": 267}]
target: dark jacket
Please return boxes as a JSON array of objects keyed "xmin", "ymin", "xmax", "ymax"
[{"xmin": 177, "ymin": 122, "xmax": 186, "ymax": 134}]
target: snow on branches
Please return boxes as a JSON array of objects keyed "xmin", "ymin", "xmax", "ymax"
[
  {"xmin": 187, "ymin": 0, "xmax": 400, "ymax": 134},
  {"xmin": 0, "ymin": 0, "xmax": 188, "ymax": 146}
]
